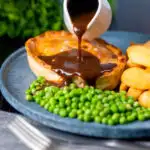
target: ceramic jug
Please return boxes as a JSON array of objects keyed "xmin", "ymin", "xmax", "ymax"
[{"xmin": 63, "ymin": 0, "xmax": 112, "ymax": 41}]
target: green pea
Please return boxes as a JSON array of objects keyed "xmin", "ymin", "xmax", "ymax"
[
  {"xmin": 102, "ymin": 97, "xmax": 108, "ymax": 103},
  {"xmin": 59, "ymin": 109, "xmax": 68, "ymax": 117},
  {"xmin": 112, "ymin": 113, "xmax": 120, "ymax": 122},
  {"xmin": 26, "ymin": 95, "xmax": 33, "ymax": 101},
  {"xmin": 99, "ymin": 111, "xmax": 106, "ymax": 117},
  {"xmin": 31, "ymin": 88, "xmax": 36, "ymax": 94},
  {"xmin": 144, "ymin": 112, "xmax": 150, "ymax": 119},
  {"xmin": 35, "ymin": 97, "xmax": 41, "ymax": 104},
  {"xmin": 48, "ymin": 106, "xmax": 55, "ymax": 113},
  {"xmin": 108, "ymin": 119, "xmax": 116, "ymax": 125},
  {"xmin": 75, "ymin": 88, "xmax": 82, "ymax": 96},
  {"xmin": 88, "ymin": 89, "xmax": 95, "ymax": 95},
  {"xmin": 138, "ymin": 114, "xmax": 145, "ymax": 121},
  {"xmin": 118, "ymin": 104, "xmax": 126, "ymax": 112},
  {"xmin": 56, "ymin": 90, "xmax": 64, "ymax": 96},
  {"xmin": 120, "ymin": 90, "xmax": 126, "ymax": 95},
  {"xmin": 50, "ymin": 98, "xmax": 57, "ymax": 105},
  {"xmin": 111, "ymin": 105, "xmax": 118, "ymax": 113},
  {"xmin": 62, "ymin": 89, "xmax": 68, "ymax": 95},
  {"xmin": 30, "ymin": 83, "xmax": 36, "ymax": 89},
  {"xmin": 44, "ymin": 102, "xmax": 51, "ymax": 110},
  {"xmin": 108, "ymin": 95, "xmax": 114, "ymax": 101},
  {"xmin": 95, "ymin": 89, "xmax": 102, "ymax": 94},
  {"xmin": 63, "ymin": 86, "xmax": 70, "ymax": 91},
  {"xmin": 128, "ymin": 96, "xmax": 134, "ymax": 100},
  {"xmin": 119, "ymin": 116, "xmax": 126, "ymax": 124},
  {"xmin": 102, "ymin": 118, "xmax": 108, "ymax": 124},
  {"xmin": 92, "ymin": 109, "xmax": 99, "ymax": 116},
  {"xmin": 90, "ymin": 104, "xmax": 96, "ymax": 110},
  {"xmin": 69, "ymin": 83, "xmax": 76, "ymax": 89},
  {"xmin": 85, "ymin": 102, "xmax": 91, "ymax": 108},
  {"xmin": 77, "ymin": 109, "xmax": 83, "ymax": 115},
  {"xmin": 128, "ymin": 99, "xmax": 134, "ymax": 105},
  {"xmin": 132, "ymin": 112, "xmax": 137, "ymax": 119},
  {"xmin": 53, "ymin": 108, "xmax": 59, "ymax": 115},
  {"xmin": 52, "ymin": 87, "xmax": 59, "ymax": 93},
  {"xmin": 94, "ymin": 116, "xmax": 101, "ymax": 123},
  {"xmin": 86, "ymin": 93, "xmax": 93, "ymax": 100},
  {"xmin": 126, "ymin": 112, "xmax": 132, "ymax": 116},
  {"xmin": 66, "ymin": 107, "xmax": 72, "ymax": 113},
  {"xmin": 82, "ymin": 106, "xmax": 87, "ymax": 112},
  {"xmin": 72, "ymin": 97, "xmax": 79, "ymax": 103},
  {"xmin": 83, "ymin": 115, "xmax": 91, "ymax": 122},
  {"xmin": 97, "ymin": 95, "xmax": 104, "ymax": 100},
  {"xmin": 83, "ymin": 85, "xmax": 89, "ymax": 92},
  {"xmin": 92, "ymin": 96, "xmax": 98, "ymax": 104},
  {"xmin": 59, "ymin": 96, "xmax": 65, "ymax": 102},
  {"xmin": 69, "ymin": 111, "xmax": 77, "ymax": 118},
  {"xmin": 103, "ymin": 108, "xmax": 110, "ymax": 115},
  {"xmin": 111, "ymin": 91, "xmax": 116, "ymax": 95},
  {"xmin": 120, "ymin": 113, "xmax": 125, "ymax": 117},
  {"xmin": 104, "ymin": 103, "xmax": 109, "ymax": 107},
  {"xmin": 40, "ymin": 100, "xmax": 47, "ymax": 107},
  {"xmin": 45, "ymin": 92, "xmax": 53, "ymax": 99},
  {"xmin": 121, "ymin": 95, "xmax": 126, "ymax": 101},
  {"xmin": 71, "ymin": 102, "xmax": 78, "ymax": 109},
  {"xmin": 78, "ymin": 102, "xmax": 84, "ymax": 109},
  {"xmin": 44, "ymin": 87, "xmax": 51, "ymax": 92},
  {"xmin": 65, "ymin": 93, "xmax": 70, "ymax": 99},
  {"xmin": 133, "ymin": 101, "xmax": 140, "ymax": 108},
  {"xmin": 78, "ymin": 114, "xmax": 84, "ymax": 121},
  {"xmin": 104, "ymin": 90, "xmax": 111, "ymax": 95},
  {"xmin": 115, "ymin": 98, "xmax": 121, "ymax": 103},
  {"xmin": 96, "ymin": 101, "xmax": 103, "ymax": 109},
  {"xmin": 37, "ymin": 76, "xmax": 45, "ymax": 82},
  {"xmin": 65, "ymin": 99, "xmax": 71, "ymax": 106},
  {"xmin": 37, "ymin": 91, "xmax": 45, "ymax": 97},
  {"xmin": 80, "ymin": 95, "xmax": 87, "ymax": 102},
  {"xmin": 127, "ymin": 115, "xmax": 136, "ymax": 122},
  {"xmin": 59, "ymin": 101, "xmax": 65, "ymax": 108},
  {"xmin": 136, "ymin": 107, "xmax": 141, "ymax": 111},
  {"xmin": 125, "ymin": 104, "xmax": 132, "ymax": 110},
  {"xmin": 85, "ymin": 109, "xmax": 91, "ymax": 115},
  {"xmin": 25, "ymin": 89, "xmax": 31, "ymax": 95}
]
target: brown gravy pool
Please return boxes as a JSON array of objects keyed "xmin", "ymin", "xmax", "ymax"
[
  {"xmin": 39, "ymin": 49, "xmax": 116, "ymax": 86},
  {"xmin": 38, "ymin": 0, "xmax": 117, "ymax": 86}
]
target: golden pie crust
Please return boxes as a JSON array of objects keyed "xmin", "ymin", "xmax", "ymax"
[{"xmin": 25, "ymin": 30, "xmax": 126, "ymax": 90}]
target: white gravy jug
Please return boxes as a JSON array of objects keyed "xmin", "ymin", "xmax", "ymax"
[{"xmin": 63, "ymin": 0, "xmax": 112, "ymax": 41}]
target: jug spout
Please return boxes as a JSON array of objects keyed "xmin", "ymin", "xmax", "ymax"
[{"xmin": 63, "ymin": 0, "xmax": 112, "ymax": 41}]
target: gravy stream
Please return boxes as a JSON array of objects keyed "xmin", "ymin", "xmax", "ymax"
[
  {"xmin": 38, "ymin": 0, "xmax": 117, "ymax": 86},
  {"xmin": 72, "ymin": 12, "xmax": 96, "ymax": 61}
]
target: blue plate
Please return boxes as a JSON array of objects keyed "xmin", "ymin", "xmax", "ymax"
[{"xmin": 1, "ymin": 31, "xmax": 150, "ymax": 139}]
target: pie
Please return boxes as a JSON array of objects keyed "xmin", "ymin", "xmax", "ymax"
[{"xmin": 25, "ymin": 30, "xmax": 126, "ymax": 90}]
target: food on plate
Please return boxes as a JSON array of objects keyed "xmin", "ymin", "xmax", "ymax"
[
  {"xmin": 121, "ymin": 67, "xmax": 150, "ymax": 90},
  {"xmin": 25, "ymin": 30, "xmax": 126, "ymax": 90},
  {"xmin": 144, "ymin": 41, "xmax": 150, "ymax": 47},
  {"xmin": 127, "ymin": 44, "xmax": 150, "ymax": 67},
  {"xmin": 120, "ymin": 42, "xmax": 150, "ymax": 108},
  {"xmin": 139, "ymin": 91, "xmax": 150, "ymax": 108},
  {"xmin": 120, "ymin": 83, "xmax": 128, "ymax": 91},
  {"xmin": 25, "ymin": 30, "xmax": 150, "ymax": 125},
  {"xmin": 127, "ymin": 87, "xmax": 143, "ymax": 100},
  {"xmin": 127, "ymin": 60, "xmax": 143, "ymax": 68},
  {"xmin": 25, "ymin": 77, "xmax": 150, "ymax": 125}
]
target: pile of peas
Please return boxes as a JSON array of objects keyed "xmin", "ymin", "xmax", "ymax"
[{"xmin": 25, "ymin": 76, "xmax": 150, "ymax": 125}]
